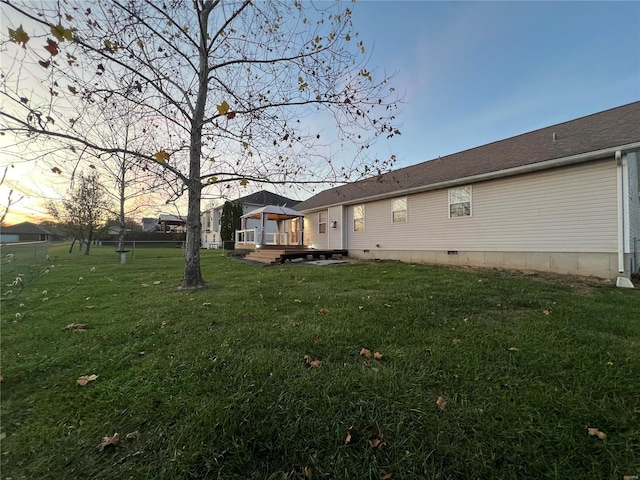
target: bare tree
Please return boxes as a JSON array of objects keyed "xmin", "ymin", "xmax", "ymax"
[
  {"xmin": 1, "ymin": 0, "xmax": 401, "ymax": 287},
  {"xmin": 47, "ymin": 171, "xmax": 112, "ymax": 255},
  {"xmin": 0, "ymin": 166, "xmax": 24, "ymax": 226}
]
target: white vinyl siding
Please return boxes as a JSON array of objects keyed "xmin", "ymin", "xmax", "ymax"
[{"xmin": 346, "ymin": 159, "xmax": 618, "ymax": 253}]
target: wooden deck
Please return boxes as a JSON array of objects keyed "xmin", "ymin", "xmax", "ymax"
[{"xmin": 244, "ymin": 246, "xmax": 348, "ymax": 265}]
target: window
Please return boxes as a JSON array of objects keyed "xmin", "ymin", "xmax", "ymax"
[
  {"xmin": 318, "ymin": 211, "xmax": 327, "ymax": 234},
  {"xmin": 449, "ymin": 186, "xmax": 472, "ymax": 217},
  {"xmin": 392, "ymin": 197, "xmax": 407, "ymax": 223},
  {"xmin": 353, "ymin": 204, "xmax": 365, "ymax": 231}
]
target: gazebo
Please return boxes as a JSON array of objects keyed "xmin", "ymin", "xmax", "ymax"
[{"xmin": 236, "ymin": 205, "xmax": 305, "ymax": 247}]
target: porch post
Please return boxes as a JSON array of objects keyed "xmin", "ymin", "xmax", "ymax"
[
  {"xmin": 300, "ymin": 215, "xmax": 304, "ymax": 246},
  {"xmin": 260, "ymin": 213, "xmax": 266, "ymax": 245}
]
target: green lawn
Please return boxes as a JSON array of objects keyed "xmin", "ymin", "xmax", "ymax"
[{"xmin": 1, "ymin": 244, "xmax": 639, "ymax": 479}]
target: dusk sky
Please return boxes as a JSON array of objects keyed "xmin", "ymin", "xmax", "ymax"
[{"xmin": 1, "ymin": 1, "xmax": 639, "ymax": 224}]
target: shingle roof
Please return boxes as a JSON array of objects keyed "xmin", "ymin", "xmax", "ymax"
[
  {"xmin": 296, "ymin": 101, "xmax": 640, "ymax": 211},
  {"xmin": 233, "ymin": 190, "xmax": 299, "ymax": 207},
  {"xmin": 1, "ymin": 221, "xmax": 54, "ymax": 235}
]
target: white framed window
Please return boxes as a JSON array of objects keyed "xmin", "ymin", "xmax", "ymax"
[
  {"xmin": 391, "ymin": 197, "xmax": 407, "ymax": 223},
  {"xmin": 353, "ymin": 204, "xmax": 365, "ymax": 231},
  {"xmin": 318, "ymin": 211, "xmax": 327, "ymax": 234},
  {"xmin": 449, "ymin": 186, "xmax": 472, "ymax": 217}
]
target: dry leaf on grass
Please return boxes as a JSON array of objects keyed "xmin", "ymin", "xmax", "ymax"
[
  {"xmin": 77, "ymin": 374, "xmax": 98, "ymax": 386},
  {"xmin": 313, "ymin": 335, "xmax": 322, "ymax": 344},
  {"xmin": 153, "ymin": 281, "xmax": 162, "ymax": 285},
  {"xmin": 304, "ymin": 466, "xmax": 312, "ymax": 480},
  {"xmin": 543, "ymin": 309, "xmax": 552, "ymax": 315},
  {"xmin": 345, "ymin": 425, "xmax": 356, "ymax": 444},
  {"xmin": 374, "ymin": 351, "xmax": 384, "ymax": 360},
  {"xmin": 303, "ymin": 355, "xmax": 322, "ymax": 368},
  {"xmin": 202, "ymin": 302, "xmax": 212, "ymax": 306},
  {"xmin": 587, "ymin": 427, "xmax": 606, "ymax": 439},
  {"xmin": 452, "ymin": 338, "xmax": 461, "ymax": 345},
  {"xmin": 508, "ymin": 347, "xmax": 519, "ymax": 351},
  {"xmin": 436, "ymin": 395, "xmax": 447, "ymax": 411},
  {"xmin": 85, "ymin": 305, "xmax": 95, "ymax": 309},
  {"xmin": 367, "ymin": 426, "xmax": 388, "ymax": 450},
  {"xmin": 360, "ymin": 348, "xmax": 372, "ymax": 358},
  {"xmin": 125, "ymin": 431, "xmax": 139, "ymax": 440},
  {"xmin": 97, "ymin": 432, "xmax": 119, "ymax": 451},
  {"xmin": 381, "ymin": 474, "xmax": 393, "ymax": 480},
  {"xmin": 319, "ymin": 308, "xmax": 330, "ymax": 315},
  {"xmin": 64, "ymin": 323, "xmax": 87, "ymax": 331},
  {"xmin": 623, "ymin": 476, "xmax": 638, "ymax": 480},
  {"xmin": 424, "ymin": 348, "xmax": 432, "ymax": 356}
]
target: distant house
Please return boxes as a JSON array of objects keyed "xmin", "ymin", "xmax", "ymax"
[
  {"xmin": 142, "ymin": 217, "xmax": 159, "ymax": 232},
  {"xmin": 295, "ymin": 102, "xmax": 640, "ymax": 279},
  {"xmin": 158, "ymin": 214, "xmax": 187, "ymax": 233},
  {"xmin": 201, "ymin": 190, "xmax": 298, "ymax": 248},
  {"xmin": 0, "ymin": 222, "xmax": 64, "ymax": 243}
]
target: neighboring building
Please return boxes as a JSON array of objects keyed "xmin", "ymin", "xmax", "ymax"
[
  {"xmin": 142, "ymin": 217, "xmax": 159, "ymax": 232},
  {"xmin": 295, "ymin": 102, "xmax": 640, "ymax": 279},
  {"xmin": 0, "ymin": 222, "xmax": 63, "ymax": 243},
  {"xmin": 201, "ymin": 190, "xmax": 298, "ymax": 248}
]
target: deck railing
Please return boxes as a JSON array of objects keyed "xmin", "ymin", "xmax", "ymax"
[{"xmin": 235, "ymin": 229, "xmax": 301, "ymax": 246}]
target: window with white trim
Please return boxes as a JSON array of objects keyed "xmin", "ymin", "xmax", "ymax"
[
  {"xmin": 449, "ymin": 186, "xmax": 472, "ymax": 217},
  {"xmin": 318, "ymin": 211, "xmax": 327, "ymax": 234},
  {"xmin": 353, "ymin": 204, "xmax": 365, "ymax": 231},
  {"xmin": 392, "ymin": 197, "xmax": 407, "ymax": 223}
]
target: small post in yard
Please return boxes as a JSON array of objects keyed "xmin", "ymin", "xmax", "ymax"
[{"xmin": 116, "ymin": 249, "xmax": 130, "ymax": 264}]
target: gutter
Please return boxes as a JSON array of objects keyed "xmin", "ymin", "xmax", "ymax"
[{"xmin": 299, "ymin": 141, "xmax": 640, "ymax": 212}]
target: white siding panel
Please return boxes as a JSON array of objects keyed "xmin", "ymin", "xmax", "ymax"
[
  {"xmin": 303, "ymin": 210, "xmax": 328, "ymax": 249},
  {"xmin": 627, "ymin": 152, "xmax": 640, "ymax": 248},
  {"xmin": 346, "ymin": 160, "xmax": 618, "ymax": 254}
]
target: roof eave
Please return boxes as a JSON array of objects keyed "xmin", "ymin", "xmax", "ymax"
[{"xmin": 299, "ymin": 142, "xmax": 640, "ymax": 213}]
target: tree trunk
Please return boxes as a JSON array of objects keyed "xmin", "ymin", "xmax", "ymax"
[
  {"xmin": 181, "ymin": 1, "xmax": 213, "ymax": 288},
  {"xmin": 85, "ymin": 227, "xmax": 93, "ymax": 255},
  {"xmin": 69, "ymin": 238, "xmax": 76, "ymax": 253}
]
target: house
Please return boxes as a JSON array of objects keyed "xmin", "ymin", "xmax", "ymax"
[
  {"xmin": 295, "ymin": 102, "xmax": 640, "ymax": 280},
  {"xmin": 142, "ymin": 217, "xmax": 159, "ymax": 232},
  {"xmin": 0, "ymin": 222, "xmax": 63, "ymax": 243},
  {"xmin": 201, "ymin": 190, "xmax": 298, "ymax": 248}
]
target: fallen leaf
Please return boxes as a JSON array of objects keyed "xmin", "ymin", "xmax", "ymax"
[
  {"xmin": 0, "ymin": 375, "xmax": 3, "ymax": 382},
  {"xmin": 77, "ymin": 374, "xmax": 98, "ymax": 386},
  {"xmin": 303, "ymin": 355, "xmax": 322, "ymax": 368},
  {"xmin": 140, "ymin": 283, "xmax": 148, "ymax": 287},
  {"xmin": 64, "ymin": 323, "xmax": 87, "ymax": 331},
  {"xmin": 85, "ymin": 305, "xmax": 95, "ymax": 309},
  {"xmin": 508, "ymin": 347, "xmax": 519, "ymax": 351},
  {"xmin": 623, "ymin": 476, "xmax": 638, "ymax": 480},
  {"xmin": 374, "ymin": 351, "xmax": 384, "ymax": 360},
  {"xmin": 304, "ymin": 465, "xmax": 312, "ymax": 479},
  {"xmin": 543, "ymin": 309, "xmax": 551, "ymax": 316},
  {"xmin": 436, "ymin": 395, "xmax": 447, "ymax": 411},
  {"xmin": 345, "ymin": 425, "xmax": 356, "ymax": 444},
  {"xmin": 313, "ymin": 335, "xmax": 322, "ymax": 344},
  {"xmin": 125, "ymin": 431, "xmax": 139, "ymax": 440},
  {"xmin": 367, "ymin": 426, "xmax": 388, "ymax": 450},
  {"xmin": 97, "ymin": 432, "xmax": 119, "ymax": 451},
  {"xmin": 424, "ymin": 348, "xmax": 432, "ymax": 356},
  {"xmin": 452, "ymin": 338, "xmax": 461, "ymax": 345},
  {"xmin": 153, "ymin": 281, "xmax": 162, "ymax": 285},
  {"xmin": 202, "ymin": 302, "xmax": 211, "ymax": 306},
  {"xmin": 384, "ymin": 303, "xmax": 391, "ymax": 308},
  {"xmin": 319, "ymin": 308, "xmax": 330, "ymax": 315},
  {"xmin": 293, "ymin": 298, "xmax": 302, "ymax": 303},
  {"xmin": 587, "ymin": 427, "xmax": 606, "ymax": 440},
  {"xmin": 381, "ymin": 474, "xmax": 393, "ymax": 480},
  {"xmin": 358, "ymin": 305, "xmax": 364, "ymax": 310},
  {"xmin": 360, "ymin": 348, "xmax": 373, "ymax": 358}
]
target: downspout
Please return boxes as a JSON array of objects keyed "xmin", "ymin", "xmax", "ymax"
[{"xmin": 616, "ymin": 150, "xmax": 625, "ymax": 274}]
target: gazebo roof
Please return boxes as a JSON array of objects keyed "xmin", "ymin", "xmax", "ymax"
[{"xmin": 241, "ymin": 205, "xmax": 304, "ymax": 221}]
